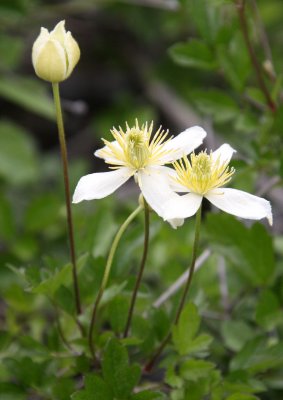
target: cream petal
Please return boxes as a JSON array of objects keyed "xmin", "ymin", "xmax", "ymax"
[
  {"xmin": 33, "ymin": 39, "xmax": 67, "ymax": 82},
  {"xmin": 65, "ymin": 31, "xmax": 80, "ymax": 78},
  {"xmin": 159, "ymin": 126, "xmax": 207, "ymax": 164},
  {"xmin": 163, "ymin": 192, "xmax": 203, "ymax": 221},
  {"xmin": 72, "ymin": 167, "xmax": 133, "ymax": 203},
  {"xmin": 50, "ymin": 20, "xmax": 66, "ymax": 44},
  {"xmin": 32, "ymin": 27, "xmax": 50, "ymax": 67},
  {"xmin": 138, "ymin": 167, "xmax": 179, "ymax": 219},
  {"xmin": 206, "ymin": 188, "xmax": 273, "ymax": 225},
  {"xmin": 211, "ymin": 143, "xmax": 236, "ymax": 165}
]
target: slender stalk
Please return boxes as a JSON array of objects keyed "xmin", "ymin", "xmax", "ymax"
[
  {"xmin": 52, "ymin": 83, "xmax": 82, "ymax": 316},
  {"xmin": 235, "ymin": 0, "xmax": 276, "ymax": 112},
  {"xmin": 144, "ymin": 205, "xmax": 202, "ymax": 372},
  {"xmin": 88, "ymin": 205, "xmax": 143, "ymax": 359},
  {"xmin": 124, "ymin": 200, "xmax": 150, "ymax": 338}
]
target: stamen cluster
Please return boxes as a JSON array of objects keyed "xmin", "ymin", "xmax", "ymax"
[
  {"xmin": 98, "ymin": 120, "xmax": 172, "ymax": 170},
  {"xmin": 173, "ymin": 150, "xmax": 235, "ymax": 195}
]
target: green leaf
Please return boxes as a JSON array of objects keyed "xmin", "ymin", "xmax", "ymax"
[
  {"xmin": 180, "ymin": 359, "xmax": 215, "ymax": 381},
  {"xmin": 205, "ymin": 214, "xmax": 275, "ymax": 286},
  {"xmin": 108, "ymin": 296, "xmax": 129, "ymax": 333},
  {"xmin": 231, "ymin": 338, "xmax": 283, "ymax": 373},
  {"xmin": 169, "ymin": 40, "xmax": 216, "ymax": 70},
  {"xmin": 221, "ymin": 320, "xmax": 254, "ymax": 352},
  {"xmin": 186, "ymin": 0, "xmax": 220, "ymax": 44},
  {"xmin": 185, "ymin": 333, "xmax": 213, "ymax": 355},
  {"xmin": 71, "ymin": 374, "xmax": 112, "ymax": 400},
  {"xmin": 54, "ymin": 285, "xmax": 75, "ymax": 315},
  {"xmin": 255, "ymin": 290, "xmax": 282, "ymax": 330},
  {"xmin": 0, "ymin": 76, "xmax": 55, "ymax": 120},
  {"xmin": 172, "ymin": 302, "xmax": 202, "ymax": 355},
  {"xmin": 226, "ymin": 395, "xmax": 259, "ymax": 400},
  {"xmin": 102, "ymin": 338, "xmax": 141, "ymax": 398},
  {"xmin": 131, "ymin": 391, "xmax": 165, "ymax": 399},
  {"xmin": 192, "ymin": 89, "xmax": 239, "ymax": 123},
  {"xmin": 0, "ymin": 194, "xmax": 15, "ymax": 241},
  {"xmin": 24, "ymin": 193, "xmax": 61, "ymax": 233},
  {"xmin": 216, "ymin": 32, "xmax": 251, "ymax": 91},
  {"xmin": 172, "ymin": 304, "xmax": 213, "ymax": 355},
  {"xmin": 0, "ymin": 120, "xmax": 39, "ymax": 185},
  {"xmin": 30, "ymin": 263, "xmax": 72, "ymax": 296}
]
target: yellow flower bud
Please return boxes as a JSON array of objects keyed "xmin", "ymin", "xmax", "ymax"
[{"xmin": 32, "ymin": 20, "xmax": 80, "ymax": 83}]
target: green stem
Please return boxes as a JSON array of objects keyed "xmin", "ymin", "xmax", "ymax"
[
  {"xmin": 88, "ymin": 205, "xmax": 143, "ymax": 359},
  {"xmin": 52, "ymin": 83, "xmax": 82, "ymax": 316},
  {"xmin": 123, "ymin": 200, "xmax": 150, "ymax": 338},
  {"xmin": 144, "ymin": 205, "xmax": 202, "ymax": 372},
  {"xmin": 235, "ymin": 0, "xmax": 276, "ymax": 112}
]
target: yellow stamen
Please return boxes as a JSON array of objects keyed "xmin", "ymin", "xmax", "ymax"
[
  {"xmin": 97, "ymin": 119, "xmax": 174, "ymax": 170},
  {"xmin": 173, "ymin": 150, "xmax": 235, "ymax": 195}
]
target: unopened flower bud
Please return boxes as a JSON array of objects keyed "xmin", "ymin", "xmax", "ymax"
[{"xmin": 32, "ymin": 20, "xmax": 80, "ymax": 83}]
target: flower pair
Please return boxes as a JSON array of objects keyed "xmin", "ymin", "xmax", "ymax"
[{"xmin": 73, "ymin": 121, "xmax": 272, "ymax": 226}]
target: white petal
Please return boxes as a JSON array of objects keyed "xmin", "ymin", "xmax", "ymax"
[
  {"xmin": 159, "ymin": 126, "xmax": 207, "ymax": 164},
  {"xmin": 73, "ymin": 167, "xmax": 133, "ymax": 203},
  {"xmin": 163, "ymin": 192, "xmax": 203, "ymax": 221},
  {"xmin": 161, "ymin": 166, "xmax": 189, "ymax": 192},
  {"xmin": 168, "ymin": 218, "xmax": 185, "ymax": 229},
  {"xmin": 206, "ymin": 188, "xmax": 273, "ymax": 225},
  {"xmin": 138, "ymin": 167, "xmax": 179, "ymax": 221},
  {"xmin": 211, "ymin": 143, "xmax": 236, "ymax": 165}
]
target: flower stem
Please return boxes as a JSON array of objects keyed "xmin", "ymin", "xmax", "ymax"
[
  {"xmin": 52, "ymin": 83, "xmax": 82, "ymax": 316},
  {"xmin": 235, "ymin": 0, "xmax": 276, "ymax": 112},
  {"xmin": 144, "ymin": 205, "xmax": 202, "ymax": 372},
  {"xmin": 123, "ymin": 200, "xmax": 150, "ymax": 338},
  {"xmin": 88, "ymin": 205, "xmax": 143, "ymax": 359}
]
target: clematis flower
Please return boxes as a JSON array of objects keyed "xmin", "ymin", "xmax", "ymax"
[
  {"xmin": 32, "ymin": 20, "xmax": 80, "ymax": 83},
  {"xmin": 163, "ymin": 144, "xmax": 272, "ymax": 225},
  {"xmin": 72, "ymin": 120, "xmax": 206, "ymax": 227}
]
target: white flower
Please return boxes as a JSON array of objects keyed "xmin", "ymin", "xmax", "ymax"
[
  {"xmin": 32, "ymin": 20, "xmax": 80, "ymax": 83},
  {"xmin": 73, "ymin": 120, "xmax": 206, "ymax": 228},
  {"xmin": 163, "ymin": 144, "xmax": 272, "ymax": 225}
]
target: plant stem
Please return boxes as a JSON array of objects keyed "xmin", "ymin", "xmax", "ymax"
[
  {"xmin": 52, "ymin": 83, "xmax": 82, "ymax": 316},
  {"xmin": 235, "ymin": 0, "xmax": 276, "ymax": 112},
  {"xmin": 123, "ymin": 200, "xmax": 150, "ymax": 338},
  {"xmin": 88, "ymin": 205, "xmax": 143, "ymax": 359},
  {"xmin": 144, "ymin": 205, "xmax": 202, "ymax": 372}
]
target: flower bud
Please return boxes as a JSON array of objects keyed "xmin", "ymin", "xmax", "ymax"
[{"xmin": 32, "ymin": 20, "xmax": 80, "ymax": 83}]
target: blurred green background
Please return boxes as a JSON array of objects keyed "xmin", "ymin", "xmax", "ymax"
[{"xmin": 1, "ymin": 0, "xmax": 283, "ymax": 399}]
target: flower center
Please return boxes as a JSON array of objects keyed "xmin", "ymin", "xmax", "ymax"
[
  {"xmin": 174, "ymin": 150, "xmax": 235, "ymax": 195},
  {"xmin": 125, "ymin": 128, "xmax": 150, "ymax": 169},
  {"xmin": 97, "ymin": 119, "xmax": 173, "ymax": 171}
]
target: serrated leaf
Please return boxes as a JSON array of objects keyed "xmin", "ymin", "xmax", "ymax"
[
  {"xmin": 185, "ymin": 333, "xmax": 213, "ymax": 355},
  {"xmin": 172, "ymin": 302, "xmax": 200, "ymax": 355},
  {"xmin": 30, "ymin": 263, "xmax": 72, "ymax": 296},
  {"xmin": 71, "ymin": 374, "xmax": 112, "ymax": 400},
  {"xmin": 180, "ymin": 359, "xmax": 215, "ymax": 381},
  {"xmin": 102, "ymin": 338, "xmax": 141, "ymax": 398},
  {"xmin": 169, "ymin": 40, "xmax": 216, "ymax": 70}
]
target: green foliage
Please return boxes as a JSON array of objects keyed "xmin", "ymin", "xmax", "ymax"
[{"xmin": 0, "ymin": 0, "xmax": 282, "ymax": 399}]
